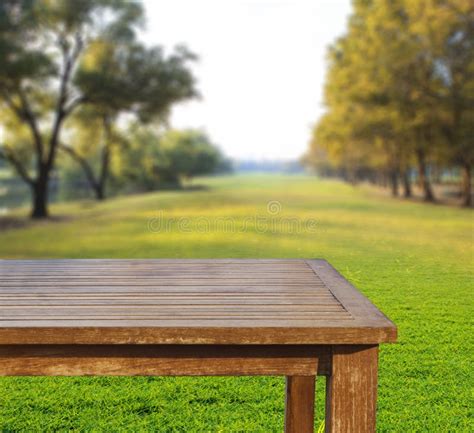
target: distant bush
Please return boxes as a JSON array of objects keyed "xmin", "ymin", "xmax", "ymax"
[{"xmin": 113, "ymin": 127, "xmax": 228, "ymax": 192}]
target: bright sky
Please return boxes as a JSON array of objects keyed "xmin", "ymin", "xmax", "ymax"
[{"xmin": 141, "ymin": 0, "xmax": 351, "ymax": 160}]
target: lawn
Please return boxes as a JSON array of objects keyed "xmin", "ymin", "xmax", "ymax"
[{"xmin": 0, "ymin": 175, "xmax": 472, "ymax": 432}]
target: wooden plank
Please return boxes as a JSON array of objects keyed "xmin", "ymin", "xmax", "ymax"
[
  {"xmin": 0, "ymin": 259, "xmax": 397, "ymax": 345},
  {"xmin": 0, "ymin": 306, "xmax": 348, "ymax": 313},
  {"xmin": 0, "ymin": 298, "xmax": 339, "ymax": 305},
  {"xmin": 0, "ymin": 281, "xmax": 321, "ymax": 287},
  {"xmin": 0, "ymin": 259, "xmax": 307, "ymax": 266},
  {"xmin": 0, "ymin": 259, "xmax": 305, "ymax": 262},
  {"xmin": 0, "ymin": 267, "xmax": 316, "ymax": 273},
  {"xmin": 1, "ymin": 275, "xmax": 317, "ymax": 279},
  {"xmin": 0, "ymin": 345, "xmax": 330, "ymax": 376},
  {"xmin": 285, "ymin": 376, "xmax": 316, "ymax": 433},
  {"xmin": 0, "ymin": 326, "xmax": 393, "ymax": 345},
  {"xmin": 0, "ymin": 287, "xmax": 332, "ymax": 293},
  {"xmin": 0, "ymin": 316, "xmax": 353, "ymax": 322},
  {"xmin": 325, "ymin": 345, "xmax": 378, "ymax": 433},
  {"xmin": 306, "ymin": 260, "xmax": 397, "ymax": 333}
]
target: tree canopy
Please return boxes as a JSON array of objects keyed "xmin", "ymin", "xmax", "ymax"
[
  {"xmin": 114, "ymin": 127, "xmax": 225, "ymax": 191},
  {"xmin": 305, "ymin": 0, "xmax": 473, "ymax": 205},
  {"xmin": 0, "ymin": 0, "xmax": 199, "ymax": 216}
]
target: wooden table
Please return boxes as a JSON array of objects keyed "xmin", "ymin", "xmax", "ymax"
[{"xmin": 0, "ymin": 259, "xmax": 396, "ymax": 432}]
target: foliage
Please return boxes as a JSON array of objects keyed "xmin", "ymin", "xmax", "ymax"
[
  {"xmin": 0, "ymin": 175, "xmax": 472, "ymax": 432},
  {"xmin": 61, "ymin": 28, "xmax": 199, "ymax": 199},
  {"xmin": 0, "ymin": 0, "xmax": 145, "ymax": 216},
  {"xmin": 114, "ymin": 127, "xmax": 226, "ymax": 191},
  {"xmin": 0, "ymin": 0, "xmax": 198, "ymax": 214},
  {"xmin": 158, "ymin": 129, "xmax": 224, "ymax": 183},
  {"xmin": 306, "ymin": 0, "xmax": 474, "ymax": 205}
]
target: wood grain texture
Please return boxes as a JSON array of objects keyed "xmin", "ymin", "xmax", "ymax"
[
  {"xmin": 0, "ymin": 345, "xmax": 330, "ymax": 376},
  {"xmin": 325, "ymin": 345, "xmax": 379, "ymax": 433},
  {"xmin": 285, "ymin": 376, "xmax": 316, "ymax": 433},
  {"xmin": 307, "ymin": 261, "xmax": 397, "ymax": 331},
  {"xmin": 0, "ymin": 259, "xmax": 396, "ymax": 344},
  {"xmin": 0, "ymin": 326, "xmax": 395, "ymax": 345}
]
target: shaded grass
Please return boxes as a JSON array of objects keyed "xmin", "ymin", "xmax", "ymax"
[{"xmin": 0, "ymin": 174, "xmax": 472, "ymax": 432}]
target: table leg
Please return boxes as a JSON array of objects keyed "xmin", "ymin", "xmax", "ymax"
[
  {"xmin": 285, "ymin": 375, "xmax": 316, "ymax": 433},
  {"xmin": 325, "ymin": 345, "xmax": 378, "ymax": 433}
]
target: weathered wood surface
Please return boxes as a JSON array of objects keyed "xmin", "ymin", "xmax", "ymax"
[
  {"xmin": 0, "ymin": 259, "xmax": 396, "ymax": 344},
  {"xmin": 0, "ymin": 344, "xmax": 330, "ymax": 376},
  {"xmin": 325, "ymin": 345, "xmax": 379, "ymax": 433},
  {"xmin": 285, "ymin": 375, "xmax": 316, "ymax": 433}
]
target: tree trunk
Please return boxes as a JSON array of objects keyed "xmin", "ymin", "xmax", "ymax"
[
  {"xmin": 461, "ymin": 163, "xmax": 471, "ymax": 207},
  {"xmin": 95, "ymin": 115, "xmax": 112, "ymax": 201},
  {"xmin": 377, "ymin": 171, "xmax": 384, "ymax": 187},
  {"xmin": 415, "ymin": 148, "xmax": 435, "ymax": 202},
  {"xmin": 96, "ymin": 145, "xmax": 110, "ymax": 200},
  {"xmin": 71, "ymin": 144, "xmax": 108, "ymax": 201},
  {"xmin": 61, "ymin": 116, "xmax": 112, "ymax": 201},
  {"xmin": 402, "ymin": 169, "xmax": 412, "ymax": 198},
  {"xmin": 31, "ymin": 175, "xmax": 49, "ymax": 219},
  {"xmin": 95, "ymin": 182, "xmax": 106, "ymax": 200},
  {"xmin": 390, "ymin": 170, "xmax": 399, "ymax": 197}
]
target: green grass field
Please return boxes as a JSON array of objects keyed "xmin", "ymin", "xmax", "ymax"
[{"xmin": 0, "ymin": 175, "xmax": 472, "ymax": 432}]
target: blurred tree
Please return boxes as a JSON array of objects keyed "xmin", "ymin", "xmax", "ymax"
[
  {"xmin": 306, "ymin": 0, "xmax": 473, "ymax": 205},
  {"xmin": 59, "ymin": 107, "xmax": 124, "ymax": 200},
  {"xmin": 159, "ymin": 129, "xmax": 222, "ymax": 185},
  {"xmin": 115, "ymin": 125, "xmax": 166, "ymax": 191},
  {"xmin": 114, "ymin": 127, "xmax": 224, "ymax": 190},
  {"xmin": 432, "ymin": 0, "xmax": 474, "ymax": 206},
  {"xmin": 60, "ymin": 40, "xmax": 197, "ymax": 200},
  {"xmin": 0, "ymin": 0, "xmax": 144, "ymax": 217}
]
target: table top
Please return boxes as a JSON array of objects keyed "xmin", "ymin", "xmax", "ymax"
[{"xmin": 0, "ymin": 259, "xmax": 396, "ymax": 345}]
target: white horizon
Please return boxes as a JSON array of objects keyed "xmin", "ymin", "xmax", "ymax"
[{"xmin": 141, "ymin": 0, "xmax": 351, "ymax": 160}]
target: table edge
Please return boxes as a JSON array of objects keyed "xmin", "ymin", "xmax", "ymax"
[{"xmin": 0, "ymin": 258, "xmax": 397, "ymax": 345}]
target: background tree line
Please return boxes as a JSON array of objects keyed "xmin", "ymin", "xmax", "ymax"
[
  {"xmin": 61, "ymin": 125, "xmax": 228, "ymax": 199},
  {"xmin": 304, "ymin": 0, "xmax": 473, "ymax": 206},
  {"xmin": 0, "ymin": 0, "xmax": 226, "ymax": 219}
]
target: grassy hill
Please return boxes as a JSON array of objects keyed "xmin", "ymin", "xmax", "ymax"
[{"xmin": 0, "ymin": 175, "xmax": 472, "ymax": 432}]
